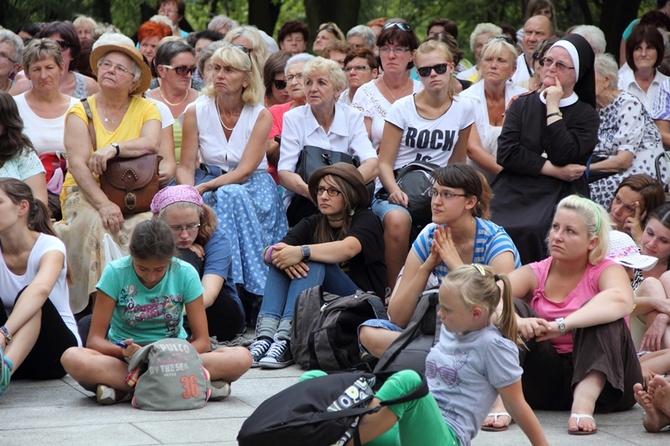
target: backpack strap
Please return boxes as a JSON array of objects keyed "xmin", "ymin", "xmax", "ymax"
[{"xmin": 81, "ymin": 98, "xmax": 97, "ymax": 151}]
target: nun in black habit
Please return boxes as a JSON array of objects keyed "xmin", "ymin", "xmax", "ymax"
[{"xmin": 490, "ymin": 33, "xmax": 599, "ymax": 265}]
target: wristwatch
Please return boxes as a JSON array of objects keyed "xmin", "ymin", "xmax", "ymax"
[
  {"xmin": 300, "ymin": 245, "xmax": 311, "ymax": 261},
  {"xmin": 555, "ymin": 317, "xmax": 566, "ymax": 337},
  {"xmin": 111, "ymin": 142, "xmax": 121, "ymax": 157}
]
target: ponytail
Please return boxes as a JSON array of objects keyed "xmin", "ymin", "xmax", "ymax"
[
  {"xmin": 28, "ymin": 197, "xmax": 58, "ymax": 237},
  {"xmin": 495, "ymin": 273, "xmax": 521, "ymax": 345}
]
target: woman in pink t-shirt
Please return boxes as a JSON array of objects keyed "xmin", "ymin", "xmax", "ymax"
[{"xmin": 485, "ymin": 195, "xmax": 642, "ymax": 435}]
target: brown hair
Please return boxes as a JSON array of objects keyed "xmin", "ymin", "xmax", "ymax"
[
  {"xmin": 432, "ymin": 164, "xmax": 493, "ymax": 220},
  {"xmin": 614, "ymin": 174, "xmax": 666, "ymax": 224},
  {"xmin": 313, "ymin": 174, "xmax": 361, "ymax": 244},
  {"xmin": 626, "ymin": 25, "xmax": 664, "ymax": 71}
]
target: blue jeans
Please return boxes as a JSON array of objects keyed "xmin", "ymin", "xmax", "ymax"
[{"xmin": 257, "ymin": 261, "xmax": 359, "ymax": 340}]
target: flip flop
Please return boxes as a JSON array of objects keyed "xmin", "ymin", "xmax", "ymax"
[
  {"xmin": 568, "ymin": 413, "xmax": 598, "ymax": 435},
  {"xmin": 481, "ymin": 412, "xmax": 512, "ymax": 432}
]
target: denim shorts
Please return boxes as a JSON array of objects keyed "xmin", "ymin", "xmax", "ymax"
[
  {"xmin": 371, "ymin": 197, "xmax": 412, "ymax": 221},
  {"xmin": 359, "ymin": 318, "xmax": 403, "ymax": 332}
]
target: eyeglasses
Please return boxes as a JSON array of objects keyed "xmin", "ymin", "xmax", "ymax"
[
  {"xmin": 99, "ymin": 60, "xmax": 133, "ymax": 76},
  {"xmin": 55, "ymin": 40, "xmax": 72, "ymax": 51},
  {"xmin": 316, "ymin": 186, "xmax": 342, "ymax": 197},
  {"xmin": 286, "ymin": 73, "xmax": 303, "ymax": 82},
  {"xmin": 417, "ymin": 63, "xmax": 449, "ymax": 77},
  {"xmin": 0, "ymin": 51, "xmax": 15, "ymax": 63},
  {"xmin": 379, "ymin": 46, "xmax": 411, "ymax": 55},
  {"xmin": 344, "ymin": 65, "xmax": 370, "ymax": 73},
  {"xmin": 273, "ymin": 79, "xmax": 287, "ymax": 89},
  {"xmin": 169, "ymin": 223, "xmax": 201, "ymax": 233},
  {"xmin": 430, "ymin": 189, "xmax": 467, "ymax": 200},
  {"xmin": 540, "ymin": 57, "xmax": 575, "ymax": 72},
  {"xmin": 383, "ymin": 22, "xmax": 413, "ymax": 32},
  {"xmin": 485, "ymin": 36, "xmax": 515, "ymax": 46},
  {"xmin": 163, "ymin": 64, "xmax": 197, "ymax": 76}
]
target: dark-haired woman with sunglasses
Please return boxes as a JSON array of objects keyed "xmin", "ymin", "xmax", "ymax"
[
  {"xmin": 13, "ymin": 21, "xmax": 99, "ymax": 99},
  {"xmin": 263, "ymin": 50, "xmax": 291, "ymax": 108},
  {"xmin": 375, "ymin": 40, "xmax": 473, "ymax": 289},
  {"xmin": 352, "ymin": 21, "xmax": 422, "ymax": 151},
  {"xmin": 146, "ymin": 40, "xmax": 198, "ymax": 162}
]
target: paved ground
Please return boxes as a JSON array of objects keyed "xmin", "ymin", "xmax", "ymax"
[{"xmin": 1, "ymin": 362, "xmax": 669, "ymax": 445}]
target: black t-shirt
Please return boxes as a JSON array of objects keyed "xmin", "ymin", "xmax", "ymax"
[{"xmin": 282, "ymin": 209, "xmax": 387, "ymax": 298}]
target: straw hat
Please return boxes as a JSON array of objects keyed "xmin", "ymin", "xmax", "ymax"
[{"xmin": 90, "ymin": 32, "xmax": 152, "ymax": 94}]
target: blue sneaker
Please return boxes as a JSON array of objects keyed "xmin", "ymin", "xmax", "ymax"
[{"xmin": 0, "ymin": 345, "xmax": 12, "ymax": 396}]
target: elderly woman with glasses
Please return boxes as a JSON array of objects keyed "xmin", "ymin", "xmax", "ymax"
[
  {"xmin": 278, "ymin": 57, "xmax": 378, "ymax": 227},
  {"xmin": 0, "ymin": 30, "xmax": 23, "ymax": 93},
  {"xmin": 54, "ymin": 33, "xmax": 164, "ymax": 316},
  {"xmin": 460, "ymin": 37, "xmax": 528, "ymax": 184},
  {"xmin": 589, "ymin": 54, "xmax": 667, "ymax": 209},
  {"xmin": 176, "ymin": 45, "xmax": 287, "ymax": 301},
  {"xmin": 352, "ymin": 21, "xmax": 423, "ymax": 151},
  {"xmin": 490, "ymin": 34, "xmax": 600, "ymax": 265},
  {"xmin": 312, "ymin": 22, "xmax": 345, "ymax": 56},
  {"xmin": 13, "ymin": 21, "xmax": 99, "ymax": 99},
  {"xmin": 146, "ymin": 40, "xmax": 198, "ymax": 162}
]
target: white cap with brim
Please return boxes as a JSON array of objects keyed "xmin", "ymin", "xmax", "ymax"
[{"xmin": 607, "ymin": 230, "xmax": 658, "ymax": 271}]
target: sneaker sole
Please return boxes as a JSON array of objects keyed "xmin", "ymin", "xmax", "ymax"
[
  {"xmin": 209, "ymin": 381, "xmax": 231, "ymax": 401},
  {"xmin": 96, "ymin": 385, "xmax": 117, "ymax": 405},
  {"xmin": 259, "ymin": 359, "xmax": 295, "ymax": 369}
]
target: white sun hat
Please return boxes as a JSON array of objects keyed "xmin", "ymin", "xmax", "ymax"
[{"xmin": 607, "ymin": 230, "xmax": 658, "ymax": 271}]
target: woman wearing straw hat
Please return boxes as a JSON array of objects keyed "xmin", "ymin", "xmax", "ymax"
[
  {"xmin": 54, "ymin": 33, "xmax": 164, "ymax": 317},
  {"xmin": 248, "ymin": 163, "xmax": 386, "ymax": 369}
]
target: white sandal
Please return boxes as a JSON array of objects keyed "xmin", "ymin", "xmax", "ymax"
[
  {"xmin": 481, "ymin": 412, "xmax": 512, "ymax": 432},
  {"xmin": 568, "ymin": 413, "xmax": 597, "ymax": 435}
]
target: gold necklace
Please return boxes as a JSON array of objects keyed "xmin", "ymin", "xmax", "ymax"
[
  {"xmin": 215, "ymin": 99, "xmax": 237, "ymax": 131},
  {"xmin": 159, "ymin": 87, "xmax": 189, "ymax": 107},
  {"xmin": 98, "ymin": 99, "xmax": 129, "ymax": 124},
  {"xmin": 381, "ymin": 76, "xmax": 410, "ymax": 102}
]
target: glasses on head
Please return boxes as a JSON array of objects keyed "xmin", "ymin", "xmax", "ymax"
[
  {"xmin": 169, "ymin": 223, "xmax": 201, "ymax": 233},
  {"xmin": 273, "ymin": 79, "xmax": 287, "ymax": 90},
  {"xmin": 383, "ymin": 22, "xmax": 413, "ymax": 32},
  {"xmin": 430, "ymin": 189, "xmax": 467, "ymax": 200},
  {"xmin": 55, "ymin": 40, "xmax": 72, "ymax": 51},
  {"xmin": 234, "ymin": 44, "xmax": 253, "ymax": 59},
  {"xmin": 316, "ymin": 186, "xmax": 342, "ymax": 197},
  {"xmin": 163, "ymin": 64, "xmax": 197, "ymax": 76},
  {"xmin": 344, "ymin": 65, "xmax": 371, "ymax": 73},
  {"xmin": 485, "ymin": 36, "xmax": 515, "ymax": 46},
  {"xmin": 286, "ymin": 73, "xmax": 303, "ymax": 82},
  {"xmin": 99, "ymin": 60, "xmax": 133, "ymax": 76},
  {"xmin": 540, "ymin": 57, "xmax": 574, "ymax": 72},
  {"xmin": 417, "ymin": 63, "xmax": 448, "ymax": 77},
  {"xmin": 379, "ymin": 46, "xmax": 411, "ymax": 55},
  {"xmin": 319, "ymin": 26, "xmax": 337, "ymax": 35}
]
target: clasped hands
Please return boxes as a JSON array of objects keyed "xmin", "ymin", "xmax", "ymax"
[
  {"xmin": 517, "ymin": 317, "xmax": 564, "ymax": 342},
  {"xmin": 269, "ymin": 242, "xmax": 309, "ymax": 280}
]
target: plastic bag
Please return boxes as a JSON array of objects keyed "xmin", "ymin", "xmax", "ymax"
[{"xmin": 103, "ymin": 233, "xmax": 126, "ymax": 261}]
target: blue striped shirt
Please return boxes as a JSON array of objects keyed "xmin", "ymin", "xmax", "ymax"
[{"xmin": 412, "ymin": 218, "xmax": 521, "ymax": 282}]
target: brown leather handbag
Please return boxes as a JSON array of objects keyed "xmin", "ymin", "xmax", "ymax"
[{"xmin": 81, "ymin": 98, "xmax": 161, "ymax": 214}]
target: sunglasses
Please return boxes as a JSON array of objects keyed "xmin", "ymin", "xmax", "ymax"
[
  {"xmin": 163, "ymin": 65, "xmax": 197, "ymax": 76},
  {"xmin": 383, "ymin": 22, "xmax": 413, "ymax": 32},
  {"xmin": 486, "ymin": 36, "xmax": 515, "ymax": 46},
  {"xmin": 417, "ymin": 63, "xmax": 448, "ymax": 77},
  {"xmin": 234, "ymin": 44, "xmax": 253, "ymax": 61},
  {"xmin": 55, "ymin": 40, "xmax": 71, "ymax": 51},
  {"xmin": 273, "ymin": 79, "xmax": 287, "ymax": 90}
]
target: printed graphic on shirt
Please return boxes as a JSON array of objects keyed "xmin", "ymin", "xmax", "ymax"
[
  {"xmin": 118, "ymin": 284, "xmax": 185, "ymax": 336},
  {"xmin": 404, "ymin": 128, "xmax": 456, "ymax": 153},
  {"xmin": 427, "ymin": 349, "xmax": 469, "ymax": 424}
]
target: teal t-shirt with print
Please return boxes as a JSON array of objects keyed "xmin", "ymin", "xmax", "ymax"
[{"xmin": 97, "ymin": 256, "xmax": 204, "ymax": 344}]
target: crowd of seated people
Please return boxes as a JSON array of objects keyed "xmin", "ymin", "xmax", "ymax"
[{"xmin": 4, "ymin": 0, "xmax": 670, "ymax": 436}]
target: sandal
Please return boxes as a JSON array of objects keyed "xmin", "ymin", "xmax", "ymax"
[
  {"xmin": 568, "ymin": 413, "xmax": 598, "ymax": 435},
  {"xmin": 481, "ymin": 412, "xmax": 512, "ymax": 432}
]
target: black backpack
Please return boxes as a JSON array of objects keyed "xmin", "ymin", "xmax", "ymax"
[
  {"xmin": 291, "ymin": 286, "xmax": 388, "ymax": 371},
  {"xmin": 237, "ymin": 370, "xmax": 429, "ymax": 446},
  {"xmin": 374, "ymin": 288, "xmax": 441, "ymax": 374}
]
